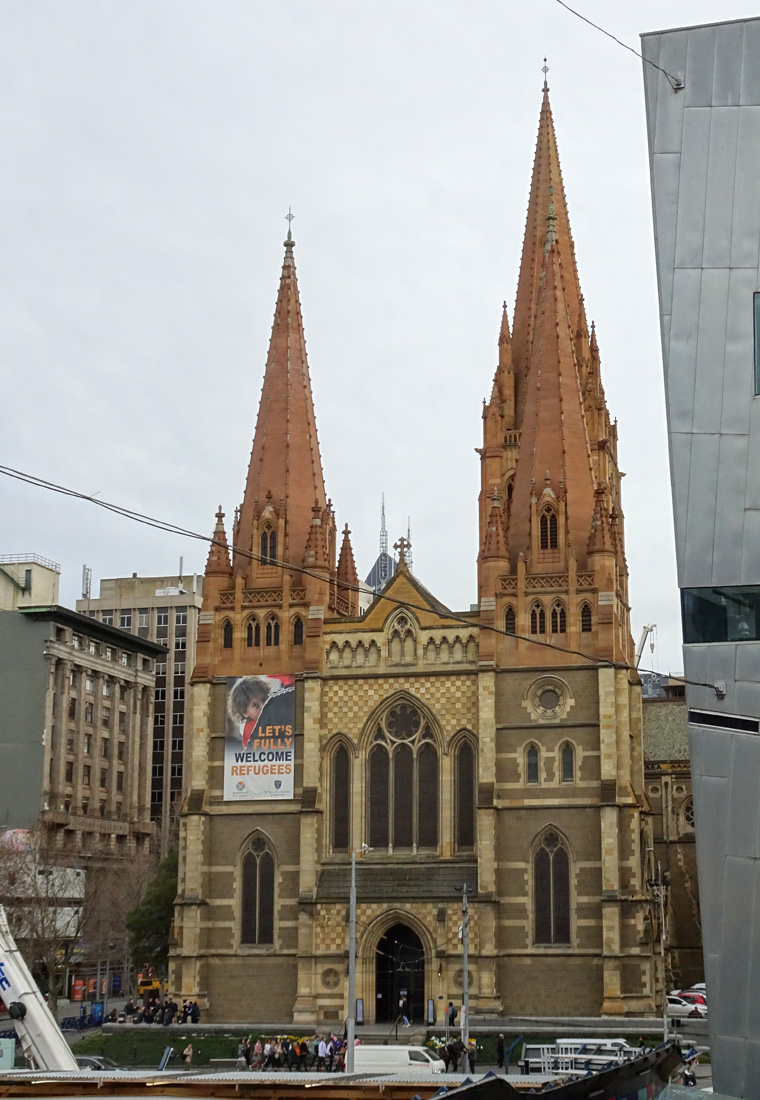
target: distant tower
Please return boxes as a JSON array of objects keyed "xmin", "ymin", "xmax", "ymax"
[{"xmin": 379, "ymin": 494, "xmax": 389, "ymax": 588}]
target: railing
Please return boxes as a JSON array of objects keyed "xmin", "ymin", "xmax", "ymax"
[{"xmin": 0, "ymin": 553, "xmax": 61, "ymax": 571}]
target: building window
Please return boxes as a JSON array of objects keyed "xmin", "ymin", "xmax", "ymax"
[
  {"xmin": 156, "ymin": 662, "xmax": 167, "ymax": 677},
  {"xmin": 67, "ymin": 734, "xmax": 75, "ymax": 752},
  {"xmin": 69, "ymin": 670, "xmax": 77, "ymax": 688},
  {"xmin": 526, "ymin": 743, "xmax": 540, "ymax": 784},
  {"xmin": 85, "ymin": 677, "xmax": 94, "ymax": 693},
  {"xmin": 173, "ymin": 687, "xmax": 184, "ymax": 702},
  {"xmin": 246, "ymin": 620, "xmax": 260, "ymax": 648},
  {"xmin": 84, "ymin": 734, "xmax": 92, "ymax": 754},
  {"xmin": 560, "ymin": 743, "xmax": 574, "ymax": 783},
  {"xmin": 293, "ymin": 617, "xmax": 304, "ymax": 646},
  {"xmin": 682, "ymin": 585, "xmax": 760, "ymax": 643},
  {"xmin": 175, "ymin": 609, "xmax": 187, "ymax": 626},
  {"xmin": 82, "ymin": 800, "xmax": 89, "ymax": 815},
  {"xmin": 68, "ymin": 698, "xmax": 77, "ymax": 720},
  {"xmin": 105, "ymin": 647, "xmax": 113, "ymax": 661},
  {"xmin": 88, "ymin": 640, "xmax": 98, "ymax": 656},
  {"xmin": 103, "ymin": 681, "xmax": 112, "ymax": 697},
  {"xmin": 65, "ymin": 762, "xmax": 73, "ymax": 783},
  {"xmin": 100, "ymin": 769, "xmax": 107, "ymax": 788},
  {"xmin": 83, "ymin": 765, "xmax": 91, "ymax": 786},
  {"xmin": 155, "ymin": 689, "xmax": 166, "ymax": 702},
  {"xmin": 580, "ymin": 603, "xmax": 592, "ymax": 633},
  {"xmin": 156, "ymin": 612, "xmax": 169, "ymax": 628},
  {"xmin": 85, "ymin": 702, "xmax": 93, "ymax": 724},
  {"xmin": 260, "ymin": 526, "xmax": 277, "ymax": 566},
  {"xmin": 539, "ymin": 506, "xmax": 559, "ymax": 550},
  {"xmin": 101, "ymin": 611, "xmax": 113, "ymax": 626},
  {"xmin": 154, "ymin": 713, "xmax": 165, "ymax": 727},
  {"xmin": 118, "ymin": 711, "xmax": 126, "ymax": 733},
  {"xmin": 138, "ymin": 611, "xmax": 150, "ymax": 629},
  {"xmin": 331, "ymin": 744, "xmax": 351, "ymax": 852},
  {"xmin": 170, "ymin": 763, "xmax": 183, "ymax": 779},
  {"xmin": 241, "ymin": 834, "xmax": 275, "ymax": 945},
  {"xmin": 684, "ymin": 799, "xmax": 695, "ymax": 829},
  {"xmin": 534, "ymin": 830, "xmax": 571, "ymax": 944},
  {"xmin": 505, "ymin": 606, "xmax": 516, "ymax": 635},
  {"xmin": 120, "ymin": 652, "xmax": 130, "ymax": 667},
  {"xmin": 175, "ymin": 635, "xmax": 186, "ymax": 651},
  {"xmin": 152, "ymin": 764, "xmax": 164, "ymax": 779},
  {"xmin": 117, "ymin": 741, "xmax": 125, "ymax": 761},
  {"xmin": 73, "ymin": 635, "xmax": 83, "ymax": 650},
  {"xmin": 175, "ymin": 662, "xmax": 186, "ymax": 676},
  {"xmin": 222, "ymin": 621, "xmax": 233, "ymax": 649},
  {"xmin": 550, "ymin": 602, "xmax": 567, "ymax": 634},
  {"xmin": 101, "ymin": 739, "xmax": 109, "ymax": 757},
  {"xmin": 455, "ymin": 740, "xmax": 476, "ymax": 850},
  {"xmin": 265, "ymin": 617, "xmax": 280, "ymax": 647},
  {"xmin": 530, "ymin": 603, "xmax": 546, "ymax": 635},
  {"xmin": 118, "ymin": 611, "xmax": 131, "ymax": 630},
  {"xmin": 153, "ymin": 738, "xmax": 165, "ymax": 754},
  {"xmin": 172, "ymin": 713, "xmax": 184, "ymax": 726},
  {"xmin": 367, "ymin": 702, "xmax": 439, "ymax": 851},
  {"xmin": 171, "ymin": 737, "xmax": 184, "ymax": 752}
]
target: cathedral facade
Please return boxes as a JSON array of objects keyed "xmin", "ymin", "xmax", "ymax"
[{"xmin": 171, "ymin": 84, "xmax": 658, "ymax": 1022}]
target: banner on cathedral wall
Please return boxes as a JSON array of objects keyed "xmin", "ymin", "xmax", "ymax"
[{"xmin": 223, "ymin": 675, "xmax": 296, "ymax": 800}]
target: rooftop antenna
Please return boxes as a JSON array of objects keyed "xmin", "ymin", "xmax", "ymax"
[
  {"xmin": 81, "ymin": 565, "xmax": 92, "ymax": 601},
  {"xmin": 406, "ymin": 516, "xmax": 413, "ymax": 573},
  {"xmin": 378, "ymin": 494, "xmax": 389, "ymax": 589}
]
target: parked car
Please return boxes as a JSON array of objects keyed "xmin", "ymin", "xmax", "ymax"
[
  {"xmin": 667, "ymin": 995, "xmax": 707, "ymax": 1021},
  {"xmin": 674, "ymin": 990, "xmax": 707, "ymax": 1006},
  {"xmin": 349, "ymin": 1045, "xmax": 445, "ymax": 1074},
  {"xmin": 75, "ymin": 1055, "xmax": 122, "ymax": 1071}
]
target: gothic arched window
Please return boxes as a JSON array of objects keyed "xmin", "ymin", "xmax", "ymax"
[
  {"xmin": 534, "ymin": 830, "xmax": 570, "ymax": 944},
  {"xmin": 580, "ymin": 603, "xmax": 592, "ymax": 633},
  {"xmin": 561, "ymin": 742, "xmax": 575, "ymax": 783},
  {"xmin": 265, "ymin": 616, "xmax": 280, "ymax": 647},
  {"xmin": 366, "ymin": 702, "xmax": 439, "ymax": 851},
  {"xmin": 551, "ymin": 601, "xmax": 567, "ymax": 634},
  {"xmin": 246, "ymin": 619, "xmax": 261, "ymax": 648},
  {"xmin": 530, "ymin": 603, "xmax": 546, "ymax": 635},
  {"xmin": 293, "ymin": 617, "xmax": 304, "ymax": 646},
  {"xmin": 455, "ymin": 740, "xmax": 476, "ymax": 850},
  {"xmin": 526, "ymin": 743, "xmax": 540, "ymax": 785},
  {"xmin": 331, "ymin": 744, "xmax": 350, "ymax": 852},
  {"xmin": 222, "ymin": 620, "xmax": 233, "ymax": 649},
  {"xmin": 260, "ymin": 526, "xmax": 277, "ymax": 566},
  {"xmin": 241, "ymin": 834, "xmax": 275, "ymax": 945},
  {"xmin": 505, "ymin": 606, "xmax": 516, "ymax": 635},
  {"xmin": 540, "ymin": 506, "xmax": 559, "ymax": 550}
]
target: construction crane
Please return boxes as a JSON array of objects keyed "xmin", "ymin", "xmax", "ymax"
[
  {"xmin": 0, "ymin": 906, "xmax": 78, "ymax": 1071},
  {"xmin": 635, "ymin": 624, "xmax": 656, "ymax": 668}
]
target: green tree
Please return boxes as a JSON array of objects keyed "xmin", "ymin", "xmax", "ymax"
[{"xmin": 125, "ymin": 849, "xmax": 178, "ymax": 974}]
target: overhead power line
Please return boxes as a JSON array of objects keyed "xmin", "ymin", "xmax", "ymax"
[
  {"xmin": 0, "ymin": 461, "xmax": 705, "ymax": 691},
  {"xmin": 553, "ymin": 0, "xmax": 684, "ymax": 91}
]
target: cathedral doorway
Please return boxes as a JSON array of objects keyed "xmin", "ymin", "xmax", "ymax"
[{"xmin": 375, "ymin": 923, "xmax": 425, "ymax": 1023}]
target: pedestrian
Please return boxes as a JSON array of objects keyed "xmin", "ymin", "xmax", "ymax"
[
  {"xmin": 252, "ymin": 1038, "xmax": 263, "ymax": 1069},
  {"xmin": 468, "ymin": 1042, "xmax": 476, "ymax": 1075},
  {"xmin": 317, "ymin": 1035, "xmax": 328, "ymax": 1071},
  {"xmin": 447, "ymin": 1001, "xmax": 458, "ymax": 1028},
  {"xmin": 190, "ymin": 1000, "xmax": 201, "ymax": 1023},
  {"xmin": 263, "ymin": 1040, "xmax": 274, "ymax": 1069},
  {"xmin": 236, "ymin": 1040, "xmax": 248, "ymax": 1071},
  {"xmin": 446, "ymin": 1041, "xmax": 459, "ymax": 1073},
  {"xmin": 182, "ymin": 1043, "xmax": 193, "ymax": 1065},
  {"xmin": 401, "ymin": 997, "xmax": 411, "ymax": 1026},
  {"xmin": 497, "ymin": 1034, "xmax": 505, "ymax": 1071}
]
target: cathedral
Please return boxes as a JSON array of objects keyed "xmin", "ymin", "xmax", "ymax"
[{"xmin": 171, "ymin": 82, "xmax": 658, "ymax": 1022}]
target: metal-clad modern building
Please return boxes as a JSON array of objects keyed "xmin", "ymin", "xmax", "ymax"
[{"xmin": 643, "ymin": 18, "xmax": 760, "ymax": 1098}]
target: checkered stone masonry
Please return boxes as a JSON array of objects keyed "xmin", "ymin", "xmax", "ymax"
[{"xmin": 320, "ymin": 675, "xmax": 479, "ymax": 741}]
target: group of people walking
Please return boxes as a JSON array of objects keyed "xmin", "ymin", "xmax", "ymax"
[
  {"xmin": 235, "ymin": 1035, "xmax": 346, "ymax": 1072},
  {"xmin": 119, "ymin": 996, "xmax": 201, "ymax": 1025}
]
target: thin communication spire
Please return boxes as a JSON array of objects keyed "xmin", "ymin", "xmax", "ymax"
[
  {"xmin": 379, "ymin": 494, "xmax": 389, "ymax": 588},
  {"xmin": 406, "ymin": 516, "xmax": 413, "ymax": 573}
]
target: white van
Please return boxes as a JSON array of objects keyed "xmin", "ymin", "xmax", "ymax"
[{"xmin": 350, "ymin": 1045, "xmax": 446, "ymax": 1075}]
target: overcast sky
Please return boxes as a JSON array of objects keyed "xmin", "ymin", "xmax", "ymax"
[{"xmin": 2, "ymin": 1, "xmax": 754, "ymax": 677}]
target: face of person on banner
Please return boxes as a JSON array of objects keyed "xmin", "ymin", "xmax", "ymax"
[{"xmin": 228, "ymin": 677, "xmax": 273, "ymax": 748}]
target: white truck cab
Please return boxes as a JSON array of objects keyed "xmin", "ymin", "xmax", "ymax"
[{"xmin": 350, "ymin": 1044, "xmax": 445, "ymax": 1074}]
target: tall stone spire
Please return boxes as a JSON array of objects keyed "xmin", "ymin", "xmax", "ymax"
[
  {"xmin": 511, "ymin": 82, "xmax": 583, "ymax": 423},
  {"xmin": 235, "ymin": 230, "xmax": 328, "ymax": 577},
  {"xmin": 506, "ymin": 223, "xmax": 596, "ymax": 566},
  {"xmin": 336, "ymin": 523, "xmax": 359, "ymax": 615},
  {"xmin": 205, "ymin": 506, "xmax": 232, "ymax": 577}
]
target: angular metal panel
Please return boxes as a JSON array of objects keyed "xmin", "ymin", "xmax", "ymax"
[
  {"xmin": 670, "ymin": 431, "xmax": 692, "ymax": 571},
  {"xmin": 721, "ymin": 267, "xmax": 756, "ymax": 436},
  {"xmin": 703, "ymin": 108, "xmax": 739, "ymax": 267},
  {"xmin": 683, "ymin": 432, "xmax": 720, "ymax": 584},
  {"xmin": 690, "ymin": 767, "xmax": 729, "ymax": 947},
  {"xmin": 727, "ymin": 736, "xmax": 760, "ymax": 856},
  {"xmin": 652, "ymin": 153, "xmax": 682, "ymax": 319},
  {"xmin": 685, "ymin": 26, "xmax": 717, "ymax": 108},
  {"xmin": 693, "ymin": 268, "xmax": 730, "ymax": 433},
  {"xmin": 741, "ymin": 508, "xmax": 760, "ymax": 584},
  {"xmin": 705, "ymin": 641, "xmax": 739, "ymax": 692},
  {"xmin": 713, "ymin": 433, "xmax": 750, "ymax": 583},
  {"xmin": 689, "ymin": 722, "xmax": 731, "ymax": 778},
  {"xmin": 642, "ymin": 35, "xmax": 663, "ymax": 143},
  {"xmin": 712, "ymin": 1033, "xmax": 748, "ymax": 1099},
  {"xmin": 713, "ymin": 21, "xmax": 745, "ymax": 106},
  {"xmin": 736, "ymin": 640, "xmax": 760, "ymax": 682},
  {"xmin": 719, "ymin": 856, "xmax": 752, "ymax": 1033},
  {"xmin": 735, "ymin": 678, "xmax": 760, "ymax": 718},
  {"xmin": 746, "ymin": 400, "xmax": 760, "ymax": 509},
  {"xmin": 666, "ymin": 268, "xmax": 702, "ymax": 433},
  {"xmin": 674, "ymin": 108, "xmax": 712, "ymax": 268},
  {"xmin": 741, "ymin": 20, "xmax": 760, "ymax": 105},
  {"xmin": 653, "ymin": 32, "xmax": 689, "ymax": 154},
  {"xmin": 729, "ymin": 106, "xmax": 760, "ymax": 268}
]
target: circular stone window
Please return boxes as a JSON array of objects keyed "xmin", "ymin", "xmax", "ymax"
[
  {"xmin": 539, "ymin": 688, "xmax": 560, "ymax": 711},
  {"xmin": 321, "ymin": 968, "xmax": 340, "ymax": 990},
  {"xmin": 453, "ymin": 969, "xmax": 473, "ymax": 990}
]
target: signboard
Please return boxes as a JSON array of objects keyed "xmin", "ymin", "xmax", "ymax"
[
  {"xmin": 224, "ymin": 676, "xmax": 295, "ymax": 801},
  {"xmin": 71, "ymin": 979, "xmax": 85, "ymax": 1002},
  {"xmin": 0, "ymin": 1039, "xmax": 15, "ymax": 1069}
]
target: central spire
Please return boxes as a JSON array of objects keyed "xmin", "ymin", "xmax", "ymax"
[{"xmin": 235, "ymin": 230, "xmax": 328, "ymax": 576}]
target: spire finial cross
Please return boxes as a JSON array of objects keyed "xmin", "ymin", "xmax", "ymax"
[
  {"xmin": 394, "ymin": 535, "xmax": 411, "ymax": 564},
  {"xmin": 542, "ymin": 57, "xmax": 549, "ymax": 89},
  {"xmin": 285, "ymin": 206, "xmax": 295, "ymax": 242}
]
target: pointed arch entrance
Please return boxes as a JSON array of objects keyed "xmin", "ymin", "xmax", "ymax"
[{"xmin": 375, "ymin": 923, "xmax": 425, "ymax": 1023}]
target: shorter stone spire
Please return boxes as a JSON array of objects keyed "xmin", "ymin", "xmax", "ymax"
[
  {"xmin": 482, "ymin": 492, "xmax": 509, "ymax": 561},
  {"xmin": 337, "ymin": 524, "xmax": 359, "ymax": 588},
  {"xmin": 205, "ymin": 507, "xmax": 232, "ymax": 577},
  {"xmin": 587, "ymin": 486, "xmax": 614, "ymax": 555},
  {"xmin": 302, "ymin": 501, "xmax": 329, "ymax": 571}
]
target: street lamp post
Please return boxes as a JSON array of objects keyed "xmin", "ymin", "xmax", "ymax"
[
  {"xmin": 346, "ymin": 844, "xmax": 369, "ymax": 1074},
  {"xmin": 647, "ymin": 852, "xmax": 669, "ymax": 1043}
]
